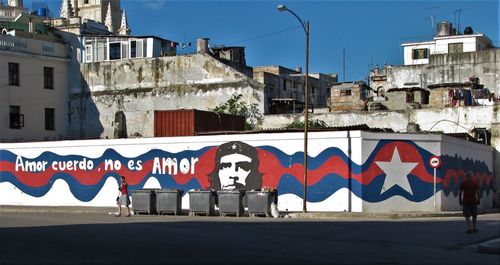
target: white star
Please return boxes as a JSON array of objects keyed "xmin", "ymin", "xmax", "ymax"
[{"xmin": 375, "ymin": 147, "xmax": 418, "ymax": 195}]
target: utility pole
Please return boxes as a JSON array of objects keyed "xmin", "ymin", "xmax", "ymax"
[{"xmin": 343, "ymin": 48, "xmax": 346, "ymax": 82}]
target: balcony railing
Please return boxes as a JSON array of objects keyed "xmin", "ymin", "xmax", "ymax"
[{"xmin": 0, "ymin": 34, "xmax": 68, "ymax": 58}]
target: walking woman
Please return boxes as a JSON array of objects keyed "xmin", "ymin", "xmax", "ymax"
[{"xmin": 116, "ymin": 175, "xmax": 131, "ymax": 217}]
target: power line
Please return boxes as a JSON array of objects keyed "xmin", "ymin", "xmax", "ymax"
[{"xmin": 226, "ymin": 25, "xmax": 301, "ymax": 46}]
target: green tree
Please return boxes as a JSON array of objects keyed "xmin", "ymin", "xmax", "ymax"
[{"xmin": 211, "ymin": 93, "xmax": 263, "ymax": 130}]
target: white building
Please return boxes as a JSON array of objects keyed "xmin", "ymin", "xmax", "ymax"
[
  {"xmin": 0, "ymin": 3, "xmax": 70, "ymax": 142},
  {"xmin": 402, "ymin": 22, "xmax": 494, "ymax": 65},
  {"xmin": 82, "ymin": 35, "xmax": 177, "ymax": 63}
]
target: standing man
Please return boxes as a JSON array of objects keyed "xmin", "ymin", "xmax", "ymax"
[
  {"xmin": 458, "ymin": 171, "xmax": 480, "ymax": 233},
  {"xmin": 116, "ymin": 175, "xmax": 131, "ymax": 217}
]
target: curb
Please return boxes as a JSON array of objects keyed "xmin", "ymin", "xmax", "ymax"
[
  {"xmin": 289, "ymin": 212, "xmax": 462, "ymax": 219},
  {"xmin": 478, "ymin": 237, "xmax": 500, "ymax": 255},
  {"xmin": 0, "ymin": 206, "xmax": 116, "ymax": 214},
  {"xmin": 288, "ymin": 208, "xmax": 500, "ymax": 219}
]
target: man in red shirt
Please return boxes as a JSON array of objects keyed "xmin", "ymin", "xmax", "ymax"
[{"xmin": 458, "ymin": 171, "xmax": 480, "ymax": 233}]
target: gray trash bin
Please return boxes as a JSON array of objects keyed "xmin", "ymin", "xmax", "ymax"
[
  {"xmin": 131, "ymin": 189, "xmax": 156, "ymax": 215},
  {"xmin": 247, "ymin": 190, "xmax": 277, "ymax": 217},
  {"xmin": 188, "ymin": 190, "xmax": 215, "ymax": 216},
  {"xmin": 156, "ymin": 189, "xmax": 183, "ymax": 215},
  {"xmin": 217, "ymin": 190, "xmax": 245, "ymax": 217}
]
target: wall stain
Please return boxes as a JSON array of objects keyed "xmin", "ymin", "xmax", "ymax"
[
  {"xmin": 103, "ymin": 64, "xmax": 111, "ymax": 88},
  {"xmin": 151, "ymin": 58, "xmax": 165, "ymax": 87},
  {"xmin": 137, "ymin": 67, "xmax": 144, "ymax": 83}
]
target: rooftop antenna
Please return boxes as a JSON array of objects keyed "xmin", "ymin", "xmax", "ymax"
[
  {"xmin": 425, "ymin": 6, "xmax": 439, "ymax": 35},
  {"xmin": 180, "ymin": 30, "xmax": 191, "ymax": 49},
  {"xmin": 454, "ymin": 9, "xmax": 463, "ymax": 34}
]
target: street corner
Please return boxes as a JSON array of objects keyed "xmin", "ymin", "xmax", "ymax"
[{"xmin": 478, "ymin": 237, "xmax": 500, "ymax": 255}]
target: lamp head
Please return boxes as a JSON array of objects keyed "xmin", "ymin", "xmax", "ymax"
[{"xmin": 277, "ymin": 4, "xmax": 287, "ymax": 12}]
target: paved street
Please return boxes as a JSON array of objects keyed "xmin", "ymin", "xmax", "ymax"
[{"xmin": 1, "ymin": 212, "xmax": 499, "ymax": 265}]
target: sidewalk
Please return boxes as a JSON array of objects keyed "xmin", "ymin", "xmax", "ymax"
[{"xmin": 1, "ymin": 205, "xmax": 498, "ymax": 218}]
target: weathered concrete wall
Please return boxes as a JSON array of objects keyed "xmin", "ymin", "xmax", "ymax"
[
  {"xmin": 263, "ymin": 106, "xmax": 499, "ymax": 134},
  {"xmin": 387, "ymin": 49, "xmax": 500, "ymax": 94},
  {"xmin": 262, "ymin": 111, "xmax": 409, "ymax": 132},
  {"xmin": 385, "ymin": 91, "xmax": 408, "ymax": 110},
  {"xmin": 68, "ymin": 53, "xmax": 264, "ymax": 139}
]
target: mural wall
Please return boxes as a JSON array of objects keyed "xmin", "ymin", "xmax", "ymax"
[
  {"xmin": 0, "ymin": 131, "xmax": 494, "ymax": 212},
  {"xmin": 440, "ymin": 135, "xmax": 495, "ymax": 210}
]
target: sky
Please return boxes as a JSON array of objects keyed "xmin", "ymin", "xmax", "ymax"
[{"xmin": 20, "ymin": 0, "xmax": 500, "ymax": 82}]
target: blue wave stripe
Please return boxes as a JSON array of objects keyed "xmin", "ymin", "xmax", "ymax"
[{"xmin": 275, "ymin": 173, "xmax": 442, "ymax": 203}]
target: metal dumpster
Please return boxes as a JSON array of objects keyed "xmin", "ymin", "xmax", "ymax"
[
  {"xmin": 131, "ymin": 189, "xmax": 156, "ymax": 215},
  {"xmin": 156, "ymin": 189, "xmax": 184, "ymax": 215},
  {"xmin": 217, "ymin": 190, "xmax": 245, "ymax": 217},
  {"xmin": 188, "ymin": 190, "xmax": 215, "ymax": 216},
  {"xmin": 247, "ymin": 190, "xmax": 277, "ymax": 217}
]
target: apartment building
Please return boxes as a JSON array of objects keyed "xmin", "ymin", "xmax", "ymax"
[{"xmin": 0, "ymin": 3, "xmax": 70, "ymax": 142}]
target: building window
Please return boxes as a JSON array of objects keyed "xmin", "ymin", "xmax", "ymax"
[
  {"xmin": 282, "ymin": 79, "xmax": 286, "ymax": 91},
  {"xmin": 340, "ymin": 89, "xmax": 352, "ymax": 96},
  {"xmin": 109, "ymin": 42, "xmax": 121, "ymax": 60},
  {"xmin": 448, "ymin": 43, "xmax": 463, "ymax": 54},
  {"xmin": 131, "ymin": 40, "xmax": 143, "ymax": 58},
  {"xmin": 9, "ymin": 106, "xmax": 24, "ymax": 129},
  {"xmin": 406, "ymin": 92, "xmax": 413, "ymax": 103},
  {"xmin": 45, "ymin": 108, "xmax": 55, "ymax": 131},
  {"xmin": 8, "ymin": 62, "xmax": 19, "ymax": 86},
  {"xmin": 85, "ymin": 45, "xmax": 93, "ymax": 62},
  {"xmin": 44, "ymin": 67, "xmax": 54, "ymax": 89},
  {"xmin": 96, "ymin": 40, "xmax": 107, "ymax": 61},
  {"xmin": 84, "ymin": 0, "xmax": 89, "ymax": 4},
  {"xmin": 412, "ymin": 48, "xmax": 429, "ymax": 59},
  {"xmin": 122, "ymin": 42, "xmax": 129, "ymax": 59}
]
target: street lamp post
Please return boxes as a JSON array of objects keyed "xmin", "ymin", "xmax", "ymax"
[{"xmin": 278, "ymin": 4, "xmax": 309, "ymax": 213}]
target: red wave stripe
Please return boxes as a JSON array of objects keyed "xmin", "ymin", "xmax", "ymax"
[
  {"xmin": 442, "ymin": 169, "xmax": 493, "ymax": 188},
  {"xmin": 258, "ymin": 150, "xmax": 385, "ymax": 187},
  {"xmin": 0, "ymin": 147, "xmax": 218, "ymax": 188}
]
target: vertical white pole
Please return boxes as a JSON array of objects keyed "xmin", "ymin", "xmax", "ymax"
[{"xmin": 433, "ymin": 167, "xmax": 437, "ymax": 211}]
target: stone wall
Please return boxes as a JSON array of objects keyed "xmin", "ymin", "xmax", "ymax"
[
  {"xmin": 386, "ymin": 49, "xmax": 500, "ymax": 95},
  {"xmin": 68, "ymin": 53, "xmax": 264, "ymax": 139}
]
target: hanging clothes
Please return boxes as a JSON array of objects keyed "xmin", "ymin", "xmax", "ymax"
[
  {"xmin": 449, "ymin": 89, "xmax": 457, "ymax": 107},
  {"xmin": 464, "ymin": 90, "xmax": 473, "ymax": 106}
]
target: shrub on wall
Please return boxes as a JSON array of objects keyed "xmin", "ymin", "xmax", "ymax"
[
  {"xmin": 211, "ymin": 93, "xmax": 263, "ymax": 130},
  {"xmin": 285, "ymin": 119, "xmax": 329, "ymax": 129}
]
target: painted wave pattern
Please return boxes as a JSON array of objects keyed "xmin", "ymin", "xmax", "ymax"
[
  {"xmin": 0, "ymin": 141, "xmax": 494, "ymax": 203},
  {"xmin": 440, "ymin": 155, "xmax": 495, "ymax": 197}
]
